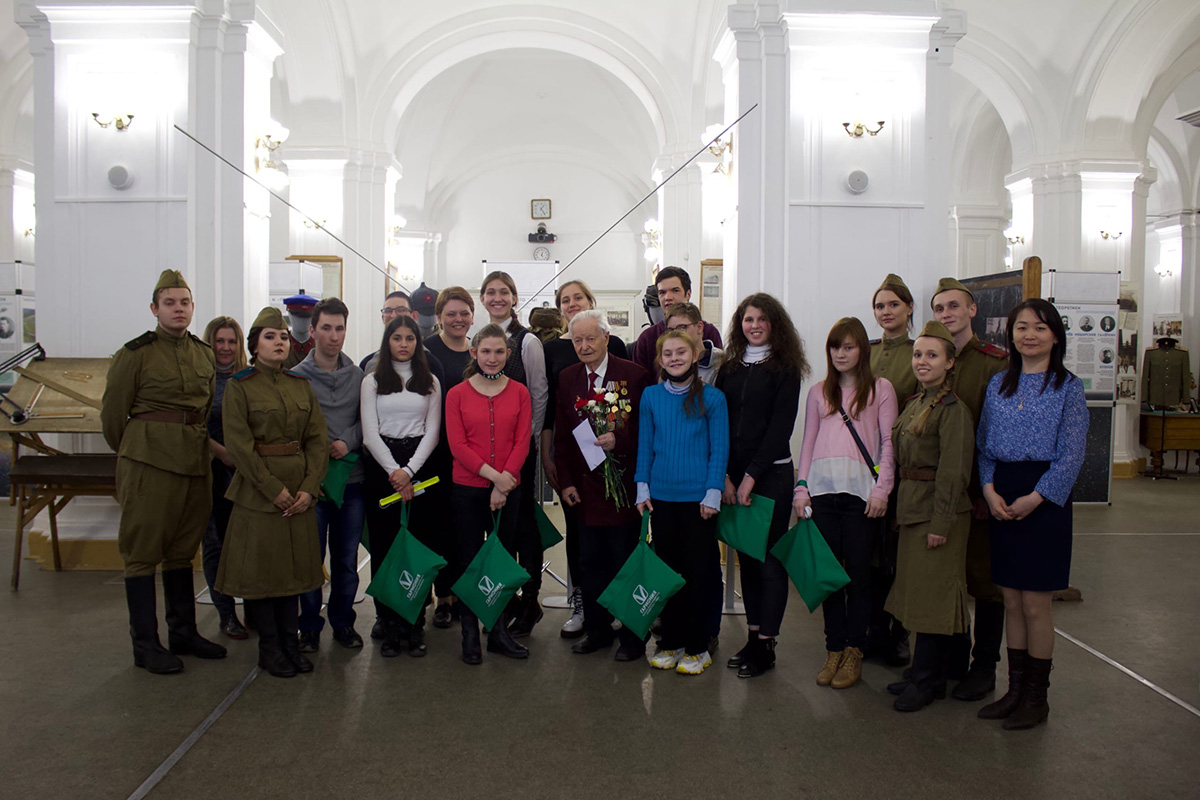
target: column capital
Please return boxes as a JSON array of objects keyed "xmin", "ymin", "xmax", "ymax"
[{"xmin": 929, "ymin": 10, "xmax": 967, "ymax": 66}]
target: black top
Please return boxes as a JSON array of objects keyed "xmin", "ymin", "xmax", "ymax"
[
  {"xmin": 543, "ymin": 334, "xmax": 630, "ymax": 432},
  {"xmin": 424, "ymin": 335, "xmax": 472, "ymax": 392},
  {"xmin": 714, "ymin": 360, "xmax": 802, "ymax": 482},
  {"xmin": 206, "ymin": 367, "xmax": 234, "ymax": 446}
]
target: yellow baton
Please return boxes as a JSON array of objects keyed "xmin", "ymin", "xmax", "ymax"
[{"xmin": 379, "ymin": 476, "xmax": 440, "ymax": 508}]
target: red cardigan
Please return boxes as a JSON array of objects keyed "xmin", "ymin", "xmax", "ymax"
[{"xmin": 446, "ymin": 379, "xmax": 532, "ymax": 488}]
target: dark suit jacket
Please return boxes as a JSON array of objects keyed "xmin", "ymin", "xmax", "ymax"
[{"xmin": 554, "ymin": 356, "xmax": 649, "ymax": 527}]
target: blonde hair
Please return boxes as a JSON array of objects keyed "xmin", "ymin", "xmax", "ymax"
[
  {"xmin": 910, "ymin": 338, "xmax": 955, "ymax": 436},
  {"xmin": 656, "ymin": 329, "xmax": 706, "ymax": 417},
  {"xmin": 203, "ymin": 316, "xmax": 247, "ymax": 370}
]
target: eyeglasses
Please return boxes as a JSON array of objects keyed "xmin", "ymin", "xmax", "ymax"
[
  {"xmin": 666, "ymin": 323, "xmax": 695, "ymax": 332},
  {"xmin": 381, "ymin": 307, "xmax": 411, "ymax": 316}
]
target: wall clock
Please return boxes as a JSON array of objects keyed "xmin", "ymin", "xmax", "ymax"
[
  {"xmin": 531, "ymin": 199, "xmax": 551, "ymax": 220},
  {"xmin": 533, "ymin": 246, "xmax": 551, "ymax": 261}
]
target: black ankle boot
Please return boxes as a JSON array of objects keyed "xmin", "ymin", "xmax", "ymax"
[
  {"xmin": 275, "ymin": 597, "xmax": 313, "ymax": 673},
  {"xmin": 381, "ymin": 620, "xmax": 405, "ymax": 658},
  {"xmin": 738, "ymin": 638, "xmax": 776, "ymax": 679},
  {"xmin": 408, "ymin": 611, "xmax": 427, "ymax": 658},
  {"xmin": 726, "ymin": 634, "xmax": 755, "ymax": 669},
  {"xmin": 461, "ymin": 608, "xmax": 482, "ymax": 665},
  {"xmin": 487, "ymin": 613, "xmax": 530, "ymax": 659},
  {"xmin": 125, "ymin": 575, "xmax": 184, "ymax": 675},
  {"xmin": 246, "ymin": 600, "xmax": 295, "ymax": 678},
  {"xmin": 979, "ymin": 648, "xmax": 1027, "ymax": 720},
  {"xmin": 1003, "ymin": 656, "xmax": 1051, "ymax": 730},
  {"xmin": 507, "ymin": 593, "xmax": 543, "ymax": 639},
  {"xmin": 894, "ymin": 634, "xmax": 947, "ymax": 711},
  {"xmin": 162, "ymin": 569, "xmax": 227, "ymax": 660}
]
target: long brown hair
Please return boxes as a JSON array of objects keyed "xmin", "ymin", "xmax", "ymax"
[
  {"xmin": 555, "ymin": 280, "xmax": 596, "ymax": 310},
  {"xmin": 720, "ymin": 293, "xmax": 810, "ymax": 378},
  {"xmin": 481, "ymin": 271, "xmax": 522, "ymax": 327},
  {"xmin": 872, "ymin": 280, "xmax": 915, "ymax": 330},
  {"xmin": 656, "ymin": 329, "xmax": 706, "ymax": 417},
  {"xmin": 464, "ymin": 324, "xmax": 510, "ymax": 378},
  {"xmin": 910, "ymin": 338, "xmax": 956, "ymax": 436},
  {"xmin": 203, "ymin": 316, "xmax": 247, "ymax": 370},
  {"xmin": 374, "ymin": 316, "xmax": 435, "ymax": 395},
  {"xmin": 822, "ymin": 317, "xmax": 875, "ymax": 419}
]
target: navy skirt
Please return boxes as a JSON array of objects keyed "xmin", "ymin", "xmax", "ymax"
[{"xmin": 989, "ymin": 461, "xmax": 1072, "ymax": 591}]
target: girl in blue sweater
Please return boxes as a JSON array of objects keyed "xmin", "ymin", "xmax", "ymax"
[{"xmin": 636, "ymin": 330, "xmax": 729, "ymax": 675}]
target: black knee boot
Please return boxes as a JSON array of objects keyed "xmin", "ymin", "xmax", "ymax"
[
  {"xmin": 125, "ymin": 575, "xmax": 184, "ymax": 674},
  {"xmin": 955, "ymin": 600, "xmax": 1004, "ymax": 700},
  {"xmin": 162, "ymin": 569, "xmax": 227, "ymax": 660},
  {"xmin": 275, "ymin": 596, "xmax": 313, "ymax": 673},
  {"xmin": 894, "ymin": 634, "xmax": 948, "ymax": 712},
  {"xmin": 461, "ymin": 606, "xmax": 482, "ymax": 665},
  {"xmin": 246, "ymin": 599, "xmax": 295, "ymax": 678},
  {"xmin": 979, "ymin": 648, "xmax": 1027, "ymax": 719},
  {"xmin": 487, "ymin": 612, "xmax": 529, "ymax": 659},
  {"xmin": 1004, "ymin": 656, "xmax": 1051, "ymax": 730}
]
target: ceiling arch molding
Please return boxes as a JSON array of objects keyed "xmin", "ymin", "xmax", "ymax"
[
  {"xmin": 423, "ymin": 143, "xmax": 656, "ymax": 229},
  {"xmin": 0, "ymin": 57, "xmax": 32, "ymax": 156},
  {"xmin": 1145, "ymin": 133, "xmax": 1187, "ymax": 215},
  {"xmin": 360, "ymin": 8, "xmax": 683, "ymax": 158},
  {"xmin": 949, "ymin": 87, "xmax": 1012, "ymax": 204},
  {"xmin": 1078, "ymin": 0, "xmax": 1200, "ymax": 156}
]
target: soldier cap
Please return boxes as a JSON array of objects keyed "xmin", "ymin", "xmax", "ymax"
[
  {"xmin": 876, "ymin": 273, "xmax": 910, "ymax": 294},
  {"xmin": 152, "ymin": 269, "xmax": 191, "ymax": 302},
  {"xmin": 283, "ymin": 293, "xmax": 318, "ymax": 316},
  {"xmin": 915, "ymin": 320, "xmax": 956, "ymax": 347},
  {"xmin": 931, "ymin": 277, "xmax": 974, "ymax": 309},
  {"xmin": 251, "ymin": 306, "xmax": 288, "ymax": 330}
]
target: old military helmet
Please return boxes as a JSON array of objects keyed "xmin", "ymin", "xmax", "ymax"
[
  {"xmin": 916, "ymin": 319, "xmax": 956, "ymax": 346},
  {"xmin": 152, "ymin": 269, "xmax": 191, "ymax": 302},
  {"xmin": 251, "ymin": 306, "xmax": 288, "ymax": 331},
  {"xmin": 930, "ymin": 277, "xmax": 974, "ymax": 309}
]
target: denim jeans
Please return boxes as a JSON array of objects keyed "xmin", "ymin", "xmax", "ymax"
[{"xmin": 299, "ymin": 481, "xmax": 365, "ymax": 633}]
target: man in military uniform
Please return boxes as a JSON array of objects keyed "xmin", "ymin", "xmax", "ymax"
[
  {"xmin": 282, "ymin": 293, "xmax": 317, "ymax": 369},
  {"xmin": 101, "ymin": 270, "xmax": 227, "ymax": 674},
  {"xmin": 931, "ymin": 277, "xmax": 1008, "ymax": 701}
]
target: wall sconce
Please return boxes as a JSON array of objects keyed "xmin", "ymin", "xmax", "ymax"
[
  {"xmin": 642, "ymin": 218, "xmax": 662, "ymax": 264},
  {"xmin": 701, "ymin": 125, "xmax": 733, "ymax": 176},
  {"xmin": 92, "ymin": 113, "xmax": 134, "ymax": 131},
  {"xmin": 302, "ymin": 219, "xmax": 327, "ymax": 230},
  {"xmin": 1004, "ymin": 227, "xmax": 1024, "ymax": 245},
  {"xmin": 253, "ymin": 121, "xmax": 290, "ymax": 191},
  {"xmin": 1154, "ymin": 263, "xmax": 1174, "ymax": 278},
  {"xmin": 843, "ymin": 120, "xmax": 885, "ymax": 138},
  {"xmin": 1100, "ymin": 230, "xmax": 1123, "ymax": 240},
  {"xmin": 22, "ymin": 227, "xmax": 34, "ymax": 238}
]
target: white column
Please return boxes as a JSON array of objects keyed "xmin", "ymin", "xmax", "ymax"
[
  {"xmin": 927, "ymin": 12, "xmax": 968, "ymax": 276},
  {"xmin": 951, "ymin": 204, "xmax": 1009, "ymax": 277},
  {"xmin": 654, "ymin": 149, "xmax": 703, "ymax": 280},
  {"xmin": 342, "ymin": 152, "xmax": 392, "ymax": 360}
]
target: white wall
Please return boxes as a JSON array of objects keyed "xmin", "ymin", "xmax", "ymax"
[{"xmin": 435, "ymin": 162, "xmax": 647, "ymax": 297}]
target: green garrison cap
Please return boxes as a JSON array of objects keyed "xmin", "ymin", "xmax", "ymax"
[
  {"xmin": 931, "ymin": 277, "xmax": 974, "ymax": 309},
  {"xmin": 877, "ymin": 273, "xmax": 909, "ymax": 293},
  {"xmin": 251, "ymin": 306, "xmax": 287, "ymax": 330},
  {"xmin": 916, "ymin": 319, "xmax": 956, "ymax": 346},
  {"xmin": 152, "ymin": 269, "xmax": 190, "ymax": 301}
]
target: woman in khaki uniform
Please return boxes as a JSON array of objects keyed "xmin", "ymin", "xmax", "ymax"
[
  {"xmin": 884, "ymin": 320, "xmax": 974, "ymax": 712},
  {"xmin": 216, "ymin": 307, "xmax": 329, "ymax": 678}
]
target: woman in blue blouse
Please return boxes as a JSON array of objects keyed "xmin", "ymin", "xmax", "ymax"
[{"xmin": 975, "ymin": 299, "xmax": 1087, "ymax": 731}]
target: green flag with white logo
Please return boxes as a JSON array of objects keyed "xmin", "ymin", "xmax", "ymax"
[
  {"xmin": 365, "ymin": 504, "xmax": 447, "ymax": 624},
  {"xmin": 451, "ymin": 510, "xmax": 531, "ymax": 631},
  {"xmin": 596, "ymin": 511, "xmax": 685, "ymax": 640}
]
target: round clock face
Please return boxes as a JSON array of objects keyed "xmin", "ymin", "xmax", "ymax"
[{"xmin": 533, "ymin": 246, "xmax": 551, "ymax": 261}]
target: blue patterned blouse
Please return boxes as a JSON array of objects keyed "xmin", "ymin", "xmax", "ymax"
[{"xmin": 976, "ymin": 371, "xmax": 1089, "ymax": 507}]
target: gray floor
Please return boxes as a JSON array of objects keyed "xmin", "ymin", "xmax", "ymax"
[{"xmin": 3, "ymin": 478, "xmax": 1198, "ymax": 799}]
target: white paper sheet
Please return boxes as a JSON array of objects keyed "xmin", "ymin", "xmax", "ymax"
[{"xmin": 572, "ymin": 419, "xmax": 607, "ymax": 471}]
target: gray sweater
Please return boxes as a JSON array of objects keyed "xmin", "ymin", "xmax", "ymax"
[{"xmin": 293, "ymin": 350, "xmax": 365, "ymax": 484}]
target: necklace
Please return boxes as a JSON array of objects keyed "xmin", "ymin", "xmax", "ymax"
[{"xmin": 480, "ymin": 369, "xmax": 504, "ymax": 380}]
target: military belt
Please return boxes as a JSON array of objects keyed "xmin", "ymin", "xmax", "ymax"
[
  {"xmin": 899, "ymin": 467, "xmax": 936, "ymax": 481},
  {"xmin": 133, "ymin": 410, "xmax": 206, "ymax": 425},
  {"xmin": 255, "ymin": 442, "xmax": 301, "ymax": 457}
]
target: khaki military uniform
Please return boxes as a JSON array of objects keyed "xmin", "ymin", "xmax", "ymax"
[
  {"xmin": 950, "ymin": 335, "xmax": 1008, "ymax": 602},
  {"xmin": 101, "ymin": 326, "xmax": 215, "ymax": 578},
  {"xmin": 885, "ymin": 383, "xmax": 974, "ymax": 635},
  {"xmin": 215, "ymin": 362, "xmax": 329, "ymax": 599},
  {"xmin": 870, "ymin": 335, "xmax": 917, "ymax": 412},
  {"xmin": 283, "ymin": 333, "xmax": 314, "ymax": 370},
  {"xmin": 1141, "ymin": 345, "xmax": 1193, "ymax": 408}
]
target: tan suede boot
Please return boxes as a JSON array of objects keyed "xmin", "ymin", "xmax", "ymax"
[
  {"xmin": 816, "ymin": 649, "xmax": 844, "ymax": 686},
  {"xmin": 831, "ymin": 646, "xmax": 863, "ymax": 689}
]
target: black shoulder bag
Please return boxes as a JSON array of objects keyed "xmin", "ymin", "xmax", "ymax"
[{"xmin": 837, "ymin": 403, "xmax": 880, "ymax": 482}]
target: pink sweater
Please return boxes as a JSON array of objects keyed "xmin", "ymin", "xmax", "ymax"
[{"xmin": 795, "ymin": 378, "xmax": 897, "ymax": 503}]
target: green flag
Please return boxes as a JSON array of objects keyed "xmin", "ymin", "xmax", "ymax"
[
  {"xmin": 716, "ymin": 494, "xmax": 775, "ymax": 562},
  {"xmin": 451, "ymin": 510, "xmax": 531, "ymax": 630},
  {"xmin": 771, "ymin": 516, "xmax": 850, "ymax": 613}
]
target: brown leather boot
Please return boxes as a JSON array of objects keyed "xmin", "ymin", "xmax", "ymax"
[
  {"xmin": 1003, "ymin": 655, "xmax": 1051, "ymax": 730},
  {"xmin": 979, "ymin": 648, "xmax": 1027, "ymax": 719},
  {"xmin": 831, "ymin": 646, "xmax": 863, "ymax": 689},
  {"xmin": 816, "ymin": 649, "xmax": 844, "ymax": 686}
]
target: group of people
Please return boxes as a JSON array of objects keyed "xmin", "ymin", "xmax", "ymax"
[{"xmin": 100, "ymin": 262, "xmax": 1087, "ymax": 732}]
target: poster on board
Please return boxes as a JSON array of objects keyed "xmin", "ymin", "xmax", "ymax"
[{"xmin": 1057, "ymin": 303, "xmax": 1118, "ymax": 401}]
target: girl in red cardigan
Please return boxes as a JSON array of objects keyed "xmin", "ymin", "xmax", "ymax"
[{"xmin": 444, "ymin": 324, "xmax": 533, "ymax": 665}]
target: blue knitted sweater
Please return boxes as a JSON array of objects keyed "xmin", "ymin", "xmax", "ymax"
[{"xmin": 635, "ymin": 382, "xmax": 729, "ymax": 502}]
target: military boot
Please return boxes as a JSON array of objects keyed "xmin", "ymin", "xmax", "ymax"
[
  {"xmin": 162, "ymin": 569, "xmax": 227, "ymax": 660},
  {"xmin": 125, "ymin": 575, "xmax": 183, "ymax": 675}
]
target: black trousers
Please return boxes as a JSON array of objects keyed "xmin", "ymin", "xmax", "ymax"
[
  {"xmin": 201, "ymin": 459, "xmax": 236, "ymax": 618},
  {"xmin": 446, "ymin": 484, "xmax": 523, "ymax": 589},
  {"xmin": 564, "ymin": 502, "xmax": 582, "ymax": 592},
  {"xmin": 513, "ymin": 443, "xmax": 543, "ymax": 598},
  {"xmin": 423, "ymin": 439, "xmax": 457, "ymax": 598},
  {"xmin": 813, "ymin": 492, "xmax": 876, "ymax": 651},
  {"xmin": 912, "ymin": 632, "xmax": 952, "ymax": 686},
  {"xmin": 651, "ymin": 499, "xmax": 719, "ymax": 655},
  {"xmin": 737, "ymin": 463, "xmax": 794, "ymax": 638},
  {"xmin": 580, "ymin": 521, "xmax": 645, "ymax": 646},
  {"xmin": 365, "ymin": 436, "xmax": 437, "ymax": 624}
]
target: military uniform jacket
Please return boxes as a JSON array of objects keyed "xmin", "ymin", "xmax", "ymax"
[
  {"xmin": 950, "ymin": 335, "xmax": 1008, "ymax": 426},
  {"xmin": 870, "ymin": 335, "xmax": 916, "ymax": 412},
  {"xmin": 223, "ymin": 362, "xmax": 329, "ymax": 512},
  {"xmin": 892, "ymin": 384, "xmax": 974, "ymax": 540},
  {"xmin": 1141, "ymin": 346, "xmax": 1193, "ymax": 408},
  {"xmin": 101, "ymin": 326, "xmax": 215, "ymax": 476}
]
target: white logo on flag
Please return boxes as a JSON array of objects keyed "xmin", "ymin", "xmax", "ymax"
[{"xmin": 398, "ymin": 571, "xmax": 414, "ymax": 591}]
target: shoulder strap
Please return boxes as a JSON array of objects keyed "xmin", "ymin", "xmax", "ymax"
[
  {"xmin": 124, "ymin": 331, "xmax": 156, "ymax": 351},
  {"xmin": 836, "ymin": 402, "xmax": 879, "ymax": 481}
]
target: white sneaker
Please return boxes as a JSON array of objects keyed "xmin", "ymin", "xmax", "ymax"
[
  {"xmin": 649, "ymin": 647, "xmax": 684, "ymax": 670},
  {"xmin": 676, "ymin": 651, "xmax": 713, "ymax": 675}
]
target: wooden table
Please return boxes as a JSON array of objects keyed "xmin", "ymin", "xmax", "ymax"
[
  {"xmin": 0, "ymin": 357, "xmax": 110, "ymax": 589},
  {"xmin": 1140, "ymin": 411, "xmax": 1200, "ymax": 475}
]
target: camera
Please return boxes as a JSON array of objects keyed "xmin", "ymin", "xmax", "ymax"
[{"xmin": 528, "ymin": 223, "xmax": 557, "ymax": 244}]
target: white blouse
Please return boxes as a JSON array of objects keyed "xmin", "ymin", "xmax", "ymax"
[{"xmin": 360, "ymin": 360, "xmax": 442, "ymax": 476}]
